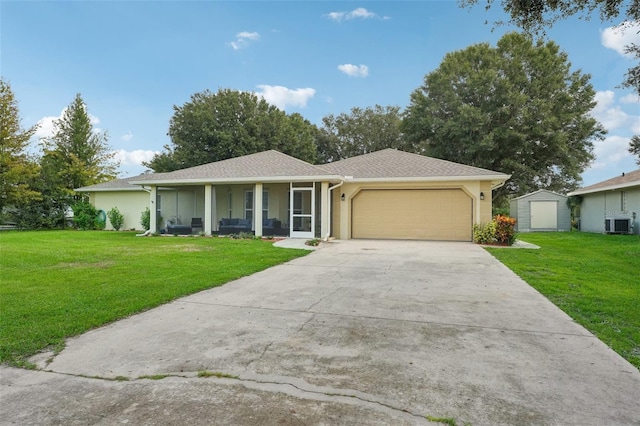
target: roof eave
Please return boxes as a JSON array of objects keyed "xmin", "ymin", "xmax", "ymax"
[
  {"xmin": 345, "ymin": 175, "xmax": 510, "ymax": 184},
  {"xmin": 75, "ymin": 186, "xmax": 144, "ymax": 192},
  {"xmin": 129, "ymin": 175, "xmax": 344, "ymax": 186},
  {"xmin": 568, "ymin": 181, "xmax": 640, "ymax": 196}
]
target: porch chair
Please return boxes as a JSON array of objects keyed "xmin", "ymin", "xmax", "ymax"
[{"xmin": 191, "ymin": 217, "xmax": 203, "ymax": 233}]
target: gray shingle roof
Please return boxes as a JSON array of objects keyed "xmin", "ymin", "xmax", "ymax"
[
  {"xmin": 76, "ymin": 174, "xmax": 149, "ymax": 192},
  {"xmin": 320, "ymin": 149, "xmax": 509, "ymax": 180},
  {"xmin": 569, "ymin": 169, "xmax": 640, "ymax": 195},
  {"xmin": 78, "ymin": 149, "xmax": 509, "ymax": 191},
  {"xmin": 131, "ymin": 150, "xmax": 336, "ymax": 184}
]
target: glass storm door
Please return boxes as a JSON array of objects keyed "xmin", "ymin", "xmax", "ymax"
[{"xmin": 290, "ymin": 186, "xmax": 314, "ymax": 238}]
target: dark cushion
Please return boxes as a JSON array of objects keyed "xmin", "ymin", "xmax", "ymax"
[{"xmin": 238, "ymin": 219, "xmax": 251, "ymax": 227}]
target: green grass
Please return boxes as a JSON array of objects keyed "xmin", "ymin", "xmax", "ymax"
[
  {"xmin": 0, "ymin": 230, "xmax": 308, "ymax": 367},
  {"xmin": 486, "ymin": 232, "xmax": 640, "ymax": 369}
]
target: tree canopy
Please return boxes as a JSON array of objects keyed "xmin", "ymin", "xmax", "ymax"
[
  {"xmin": 460, "ymin": 0, "xmax": 640, "ymax": 163},
  {"xmin": 316, "ymin": 105, "xmax": 409, "ymax": 163},
  {"xmin": 0, "ymin": 79, "xmax": 40, "ymax": 219},
  {"xmin": 145, "ymin": 89, "xmax": 318, "ymax": 172},
  {"xmin": 42, "ymin": 93, "xmax": 118, "ymax": 196},
  {"xmin": 402, "ymin": 32, "xmax": 605, "ymax": 206}
]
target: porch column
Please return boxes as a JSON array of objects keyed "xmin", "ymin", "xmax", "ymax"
[
  {"xmin": 149, "ymin": 185, "xmax": 157, "ymax": 233},
  {"xmin": 254, "ymin": 183, "xmax": 263, "ymax": 236},
  {"xmin": 204, "ymin": 184, "xmax": 212, "ymax": 235},
  {"xmin": 320, "ymin": 181, "xmax": 329, "ymax": 239}
]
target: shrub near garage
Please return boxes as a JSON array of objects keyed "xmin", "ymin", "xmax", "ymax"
[
  {"xmin": 494, "ymin": 214, "xmax": 517, "ymax": 245},
  {"xmin": 473, "ymin": 215, "xmax": 518, "ymax": 246}
]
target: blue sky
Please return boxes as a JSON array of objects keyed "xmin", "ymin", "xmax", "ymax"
[{"xmin": 2, "ymin": 1, "xmax": 639, "ymax": 186}]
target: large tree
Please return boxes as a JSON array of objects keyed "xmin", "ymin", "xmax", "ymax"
[
  {"xmin": 316, "ymin": 105, "xmax": 409, "ymax": 163},
  {"xmin": 42, "ymin": 93, "xmax": 118, "ymax": 199},
  {"xmin": 460, "ymin": 0, "xmax": 640, "ymax": 162},
  {"xmin": 145, "ymin": 89, "xmax": 318, "ymax": 172},
  {"xmin": 0, "ymin": 79, "xmax": 40, "ymax": 220},
  {"xmin": 402, "ymin": 32, "xmax": 606, "ymax": 206}
]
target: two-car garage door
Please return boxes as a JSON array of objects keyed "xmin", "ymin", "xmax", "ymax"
[{"xmin": 351, "ymin": 189, "xmax": 472, "ymax": 241}]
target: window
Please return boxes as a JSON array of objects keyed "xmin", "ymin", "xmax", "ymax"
[
  {"xmin": 244, "ymin": 191, "xmax": 253, "ymax": 220},
  {"xmin": 621, "ymin": 191, "xmax": 627, "ymax": 212},
  {"xmin": 244, "ymin": 190, "xmax": 268, "ymax": 220},
  {"xmin": 262, "ymin": 191, "xmax": 269, "ymax": 219},
  {"xmin": 228, "ymin": 192, "xmax": 232, "ymax": 218}
]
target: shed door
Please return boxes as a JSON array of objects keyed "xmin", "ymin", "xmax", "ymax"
[
  {"xmin": 530, "ymin": 201, "xmax": 557, "ymax": 230},
  {"xmin": 351, "ymin": 189, "xmax": 472, "ymax": 241}
]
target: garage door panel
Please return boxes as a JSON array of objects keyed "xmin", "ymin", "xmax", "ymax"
[{"xmin": 352, "ymin": 189, "xmax": 472, "ymax": 241}]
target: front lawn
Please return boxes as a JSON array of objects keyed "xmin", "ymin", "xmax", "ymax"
[
  {"xmin": 486, "ymin": 232, "xmax": 640, "ymax": 369},
  {"xmin": 0, "ymin": 231, "xmax": 309, "ymax": 367}
]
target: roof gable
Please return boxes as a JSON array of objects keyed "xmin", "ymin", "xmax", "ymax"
[
  {"xmin": 320, "ymin": 149, "xmax": 508, "ymax": 180},
  {"xmin": 512, "ymin": 189, "xmax": 568, "ymax": 200}
]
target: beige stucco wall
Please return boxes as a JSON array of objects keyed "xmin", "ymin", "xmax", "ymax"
[
  {"xmin": 92, "ymin": 190, "xmax": 150, "ymax": 230},
  {"xmin": 332, "ymin": 180, "xmax": 493, "ymax": 240}
]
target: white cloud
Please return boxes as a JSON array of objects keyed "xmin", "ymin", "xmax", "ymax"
[
  {"xmin": 254, "ymin": 85, "xmax": 315, "ymax": 109},
  {"xmin": 338, "ymin": 64, "xmax": 369, "ymax": 77},
  {"xmin": 113, "ymin": 149, "xmax": 157, "ymax": 166},
  {"xmin": 230, "ymin": 31, "xmax": 260, "ymax": 50},
  {"xmin": 590, "ymin": 135, "xmax": 632, "ymax": 170},
  {"xmin": 326, "ymin": 8, "xmax": 388, "ymax": 22},
  {"xmin": 121, "ymin": 131, "xmax": 133, "ymax": 142},
  {"xmin": 592, "ymin": 90, "xmax": 633, "ymax": 130},
  {"xmin": 620, "ymin": 93, "xmax": 640, "ymax": 104},
  {"xmin": 34, "ymin": 109, "xmax": 101, "ymax": 141},
  {"xmin": 601, "ymin": 21, "xmax": 640, "ymax": 57}
]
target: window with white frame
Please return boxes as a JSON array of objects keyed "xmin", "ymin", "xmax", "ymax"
[
  {"xmin": 228, "ymin": 192, "xmax": 232, "ymax": 218},
  {"xmin": 262, "ymin": 191, "xmax": 269, "ymax": 219},
  {"xmin": 244, "ymin": 191, "xmax": 253, "ymax": 220},
  {"xmin": 244, "ymin": 190, "xmax": 268, "ymax": 221},
  {"xmin": 621, "ymin": 191, "xmax": 627, "ymax": 212}
]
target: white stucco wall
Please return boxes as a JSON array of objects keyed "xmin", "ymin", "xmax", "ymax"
[{"xmin": 579, "ymin": 187, "xmax": 640, "ymax": 234}]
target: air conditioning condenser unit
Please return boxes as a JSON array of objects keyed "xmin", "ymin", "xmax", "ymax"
[{"xmin": 605, "ymin": 218, "xmax": 631, "ymax": 234}]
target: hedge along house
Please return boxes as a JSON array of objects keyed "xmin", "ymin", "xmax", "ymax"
[
  {"xmin": 77, "ymin": 149, "xmax": 510, "ymax": 241},
  {"xmin": 567, "ymin": 169, "xmax": 640, "ymax": 235},
  {"xmin": 509, "ymin": 190, "xmax": 571, "ymax": 232}
]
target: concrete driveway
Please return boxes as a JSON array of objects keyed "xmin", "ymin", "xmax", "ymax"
[{"xmin": 2, "ymin": 240, "xmax": 639, "ymax": 425}]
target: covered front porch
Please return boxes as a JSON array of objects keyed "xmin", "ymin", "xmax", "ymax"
[{"xmin": 147, "ymin": 181, "xmax": 334, "ymax": 239}]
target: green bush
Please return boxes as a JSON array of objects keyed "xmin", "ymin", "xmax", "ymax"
[
  {"xmin": 141, "ymin": 207, "xmax": 151, "ymax": 231},
  {"xmin": 140, "ymin": 207, "xmax": 163, "ymax": 231},
  {"xmin": 72, "ymin": 201, "xmax": 98, "ymax": 230},
  {"xmin": 473, "ymin": 221, "xmax": 497, "ymax": 244},
  {"xmin": 107, "ymin": 207, "xmax": 125, "ymax": 231}
]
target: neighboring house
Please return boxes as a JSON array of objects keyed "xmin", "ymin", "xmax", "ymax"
[
  {"xmin": 76, "ymin": 149, "xmax": 510, "ymax": 241},
  {"xmin": 567, "ymin": 169, "xmax": 640, "ymax": 235},
  {"xmin": 509, "ymin": 190, "xmax": 571, "ymax": 232}
]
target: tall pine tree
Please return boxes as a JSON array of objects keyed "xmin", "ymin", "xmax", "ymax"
[{"xmin": 42, "ymin": 93, "xmax": 119, "ymax": 200}]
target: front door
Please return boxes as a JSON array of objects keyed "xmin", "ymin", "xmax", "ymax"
[{"xmin": 290, "ymin": 186, "xmax": 314, "ymax": 238}]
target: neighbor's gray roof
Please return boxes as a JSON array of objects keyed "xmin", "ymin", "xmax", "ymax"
[
  {"xmin": 130, "ymin": 150, "xmax": 340, "ymax": 185},
  {"xmin": 320, "ymin": 149, "xmax": 509, "ymax": 181},
  {"xmin": 568, "ymin": 169, "xmax": 640, "ymax": 196},
  {"xmin": 75, "ymin": 174, "xmax": 149, "ymax": 192}
]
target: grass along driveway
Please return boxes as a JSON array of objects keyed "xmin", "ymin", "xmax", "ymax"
[
  {"xmin": 0, "ymin": 231, "xmax": 309, "ymax": 367},
  {"xmin": 486, "ymin": 232, "xmax": 640, "ymax": 369}
]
